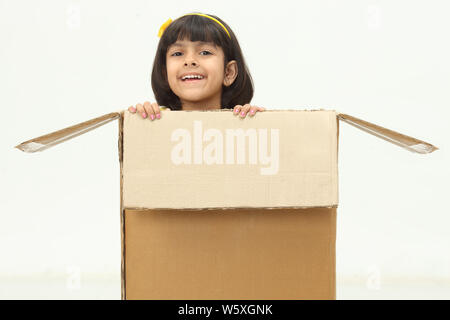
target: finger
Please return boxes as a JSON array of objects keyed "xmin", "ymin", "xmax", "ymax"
[
  {"xmin": 128, "ymin": 106, "xmax": 136, "ymax": 113},
  {"xmin": 233, "ymin": 105, "xmax": 242, "ymax": 115},
  {"xmin": 151, "ymin": 102, "xmax": 161, "ymax": 119},
  {"xmin": 143, "ymin": 101, "xmax": 156, "ymax": 120},
  {"xmin": 136, "ymin": 103, "xmax": 146, "ymax": 118},
  {"xmin": 239, "ymin": 104, "xmax": 251, "ymax": 118},
  {"xmin": 248, "ymin": 106, "xmax": 258, "ymax": 117},
  {"xmin": 257, "ymin": 106, "xmax": 266, "ymax": 111}
]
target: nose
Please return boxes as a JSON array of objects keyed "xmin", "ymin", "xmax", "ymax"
[{"xmin": 184, "ymin": 53, "xmax": 197, "ymax": 67}]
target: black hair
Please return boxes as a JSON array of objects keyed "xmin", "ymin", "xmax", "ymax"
[{"xmin": 151, "ymin": 13, "xmax": 254, "ymax": 110}]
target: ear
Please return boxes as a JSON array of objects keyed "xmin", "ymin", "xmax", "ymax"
[{"xmin": 223, "ymin": 60, "xmax": 238, "ymax": 87}]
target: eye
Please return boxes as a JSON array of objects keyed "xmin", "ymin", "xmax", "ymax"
[{"xmin": 169, "ymin": 50, "xmax": 212, "ymax": 57}]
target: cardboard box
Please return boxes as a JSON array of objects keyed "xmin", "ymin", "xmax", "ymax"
[{"xmin": 16, "ymin": 109, "xmax": 437, "ymax": 299}]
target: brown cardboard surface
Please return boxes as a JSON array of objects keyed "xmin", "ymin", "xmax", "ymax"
[
  {"xmin": 15, "ymin": 112, "xmax": 120, "ymax": 152},
  {"xmin": 15, "ymin": 109, "xmax": 437, "ymax": 156},
  {"xmin": 337, "ymin": 113, "xmax": 438, "ymax": 154},
  {"xmin": 124, "ymin": 207, "xmax": 336, "ymax": 300},
  {"xmin": 14, "ymin": 108, "xmax": 438, "ymax": 301},
  {"xmin": 122, "ymin": 110, "xmax": 339, "ymax": 209}
]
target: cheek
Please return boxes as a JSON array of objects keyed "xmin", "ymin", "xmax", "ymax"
[
  {"xmin": 166, "ymin": 64, "xmax": 178, "ymax": 85},
  {"xmin": 212, "ymin": 67, "xmax": 226, "ymax": 86},
  {"xmin": 205, "ymin": 63, "xmax": 224, "ymax": 82}
]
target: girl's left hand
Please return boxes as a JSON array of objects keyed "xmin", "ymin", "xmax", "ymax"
[{"xmin": 233, "ymin": 104, "xmax": 266, "ymax": 118}]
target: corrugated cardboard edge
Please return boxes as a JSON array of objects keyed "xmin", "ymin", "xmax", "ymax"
[
  {"xmin": 122, "ymin": 205, "xmax": 339, "ymax": 211},
  {"xmin": 118, "ymin": 110, "xmax": 126, "ymax": 300},
  {"xmin": 337, "ymin": 113, "xmax": 438, "ymax": 154},
  {"xmin": 15, "ymin": 112, "xmax": 121, "ymax": 153},
  {"xmin": 329, "ymin": 208, "xmax": 337, "ymax": 299},
  {"xmin": 332, "ymin": 115, "xmax": 340, "ymax": 300}
]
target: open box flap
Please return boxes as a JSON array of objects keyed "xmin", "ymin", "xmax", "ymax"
[
  {"xmin": 337, "ymin": 113, "xmax": 438, "ymax": 154},
  {"xmin": 15, "ymin": 111, "xmax": 122, "ymax": 153},
  {"xmin": 15, "ymin": 109, "xmax": 438, "ymax": 155}
]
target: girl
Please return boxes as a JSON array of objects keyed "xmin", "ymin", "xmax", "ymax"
[{"xmin": 128, "ymin": 12, "xmax": 265, "ymax": 120}]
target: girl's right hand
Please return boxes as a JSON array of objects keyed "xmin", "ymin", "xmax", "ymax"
[{"xmin": 128, "ymin": 102, "xmax": 162, "ymax": 120}]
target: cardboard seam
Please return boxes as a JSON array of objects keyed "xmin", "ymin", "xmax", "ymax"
[
  {"xmin": 122, "ymin": 205, "xmax": 339, "ymax": 211},
  {"xmin": 118, "ymin": 111, "xmax": 126, "ymax": 300},
  {"xmin": 333, "ymin": 115, "xmax": 339, "ymax": 299},
  {"xmin": 336, "ymin": 114, "xmax": 340, "ymax": 207},
  {"xmin": 330, "ymin": 208, "xmax": 337, "ymax": 300},
  {"xmin": 331, "ymin": 111, "xmax": 338, "ymax": 205},
  {"xmin": 121, "ymin": 207, "xmax": 126, "ymax": 300}
]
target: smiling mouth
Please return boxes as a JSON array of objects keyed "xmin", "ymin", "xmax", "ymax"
[{"xmin": 180, "ymin": 78, "xmax": 205, "ymax": 83}]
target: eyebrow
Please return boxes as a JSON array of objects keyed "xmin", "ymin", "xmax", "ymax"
[{"xmin": 169, "ymin": 42, "xmax": 216, "ymax": 48}]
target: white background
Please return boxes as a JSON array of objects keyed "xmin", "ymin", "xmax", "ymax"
[{"xmin": 1, "ymin": 0, "xmax": 449, "ymax": 299}]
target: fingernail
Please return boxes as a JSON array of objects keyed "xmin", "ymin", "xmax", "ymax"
[
  {"xmin": 130, "ymin": 107, "xmax": 136, "ymax": 112},
  {"xmin": 250, "ymin": 110, "xmax": 255, "ymax": 114},
  {"xmin": 240, "ymin": 111, "xmax": 245, "ymax": 116},
  {"xmin": 150, "ymin": 114, "xmax": 155, "ymax": 120},
  {"xmin": 234, "ymin": 109, "xmax": 239, "ymax": 113},
  {"xmin": 142, "ymin": 112, "xmax": 147, "ymax": 118},
  {"xmin": 156, "ymin": 113, "xmax": 161, "ymax": 119}
]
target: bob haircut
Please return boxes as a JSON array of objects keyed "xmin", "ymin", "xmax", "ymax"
[{"xmin": 151, "ymin": 13, "xmax": 254, "ymax": 110}]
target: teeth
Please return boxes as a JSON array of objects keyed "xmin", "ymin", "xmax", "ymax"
[{"xmin": 182, "ymin": 75, "xmax": 204, "ymax": 80}]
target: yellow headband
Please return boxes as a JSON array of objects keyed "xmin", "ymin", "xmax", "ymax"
[{"xmin": 157, "ymin": 13, "xmax": 231, "ymax": 39}]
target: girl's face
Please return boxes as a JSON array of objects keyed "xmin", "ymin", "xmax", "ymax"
[{"xmin": 166, "ymin": 39, "xmax": 237, "ymax": 110}]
